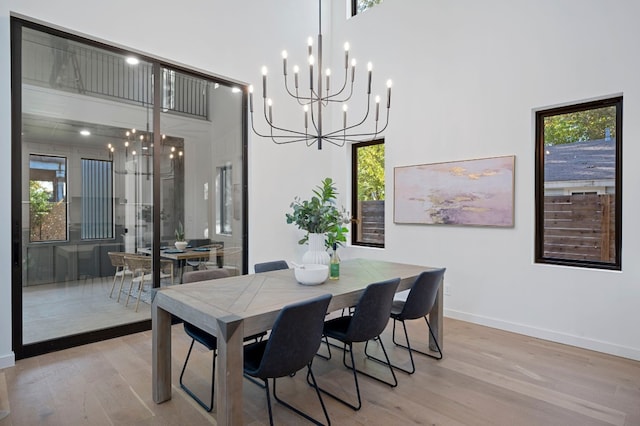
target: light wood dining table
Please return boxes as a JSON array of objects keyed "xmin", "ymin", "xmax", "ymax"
[{"xmin": 152, "ymin": 258, "xmax": 443, "ymax": 425}]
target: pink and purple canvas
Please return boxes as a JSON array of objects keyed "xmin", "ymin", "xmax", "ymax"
[{"xmin": 394, "ymin": 156, "xmax": 515, "ymax": 227}]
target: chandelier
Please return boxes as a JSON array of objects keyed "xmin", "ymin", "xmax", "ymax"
[{"xmin": 249, "ymin": 0, "xmax": 392, "ymax": 150}]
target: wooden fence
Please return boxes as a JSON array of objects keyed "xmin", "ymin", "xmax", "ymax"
[
  {"xmin": 357, "ymin": 200, "xmax": 384, "ymax": 245},
  {"xmin": 543, "ymin": 194, "xmax": 615, "ymax": 262}
]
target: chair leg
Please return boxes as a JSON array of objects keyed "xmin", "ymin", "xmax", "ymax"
[
  {"xmin": 134, "ymin": 276, "xmax": 146, "ymax": 312},
  {"xmin": 179, "ymin": 339, "xmax": 216, "ymax": 412},
  {"xmin": 272, "ymin": 363, "xmax": 330, "ymax": 425},
  {"xmin": 116, "ymin": 272, "xmax": 127, "ymax": 303},
  {"xmin": 311, "ymin": 342, "xmax": 362, "ymax": 410},
  {"xmin": 392, "ymin": 317, "xmax": 443, "ymax": 360},
  {"xmin": 125, "ymin": 276, "xmax": 137, "ymax": 307},
  {"xmin": 109, "ymin": 267, "xmax": 120, "ymax": 298}
]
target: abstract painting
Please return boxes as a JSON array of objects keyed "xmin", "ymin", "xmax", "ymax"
[{"xmin": 394, "ymin": 155, "xmax": 515, "ymax": 227}]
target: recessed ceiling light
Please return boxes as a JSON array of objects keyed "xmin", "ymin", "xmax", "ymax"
[
  {"xmin": 126, "ymin": 57, "xmax": 140, "ymax": 65},
  {"xmin": 80, "ymin": 130, "xmax": 91, "ymax": 136}
]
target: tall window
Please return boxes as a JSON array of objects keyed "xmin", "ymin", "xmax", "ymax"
[
  {"xmin": 29, "ymin": 154, "xmax": 67, "ymax": 242},
  {"xmin": 81, "ymin": 158, "xmax": 113, "ymax": 239},
  {"xmin": 351, "ymin": 139, "xmax": 385, "ymax": 247},
  {"xmin": 535, "ymin": 97, "xmax": 622, "ymax": 270}
]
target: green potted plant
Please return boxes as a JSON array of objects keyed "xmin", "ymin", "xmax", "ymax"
[
  {"xmin": 175, "ymin": 220, "xmax": 187, "ymax": 250},
  {"xmin": 286, "ymin": 178, "xmax": 349, "ymax": 264}
]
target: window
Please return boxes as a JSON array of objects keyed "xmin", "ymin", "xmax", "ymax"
[
  {"xmin": 81, "ymin": 158, "xmax": 114, "ymax": 239},
  {"xmin": 351, "ymin": 139, "xmax": 385, "ymax": 247},
  {"xmin": 29, "ymin": 154, "xmax": 67, "ymax": 242},
  {"xmin": 535, "ymin": 97, "xmax": 622, "ymax": 270},
  {"xmin": 216, "ymin": 165, "xmax": 232, "ymax": 235},
  {"xmin": 351, "ymin": 0, "xmax": 383, "ymax": 16}
]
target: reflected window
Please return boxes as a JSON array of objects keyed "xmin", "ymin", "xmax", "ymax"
[
  {"xmin": 29, "ymin": 154, "xmax": 67, "ymax": 242},
  {"xmin": 216, "ymin": 165, "xmax": 232, "ymax": 235},
  {"xmin": 81, "ymin": 158, "xmax": 114, "ymax": 240}
]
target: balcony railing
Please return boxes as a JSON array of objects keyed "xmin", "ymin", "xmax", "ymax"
[{"xmin": 22, "ymin": 35, "xmax": 208, "ymax": 119}]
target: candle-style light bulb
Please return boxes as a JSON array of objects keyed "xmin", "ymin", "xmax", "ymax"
[
  {"xmin": 131, "ymin": 129, "xmax": 136, "ymax": 134},
  {"xmin": 386, "ymin": 79, "xmax": 392, "ymax": 108},
  {"xmin": 307, "ymin": 36, "xmax": 313, "ymax": 56},
  {"xmin": 282, "ymin": 50, "xmax": 288, "ymax": 75},
  {"xmin": 326, "ymin": 68, "xmax": 331, "ymax": 92},
  {"xmin": 261, "ymin": 66, "xmax": 268, "ymax": 99},
  {"xmin": 344, "ymin": 42, "xmax": 350, "ymax": 68},
  {"xmin": 343, "ymin": 104, "xmax": 348, "ymax": 128},
  {"xmin": 303, "ymin": 105, "xmax": 309, "ymax": 129},
  {"xmin": 107, "ymin": 143, "xmax": 112, "ymax": 149},
  {"xmin": 171, "ymin": 146, "xmax": 175, "ymax": 152},
  {"xmin": 351, "ymin": 59, "xmax": 357, "ymax": 82},
  {"xmin": 124, "ymin": 141, "xmax": 129, "ymax": 147},
  {"xmin": 375, "ymin": 95, "xmax": 381, "ymax": 121},
  {"xmin": 367, "ymin": 62, "xmax": 373, "ymax": 94},
  {"xmin": 309, "ymin": 55, "xmax": 315, "ymax": 90},
  {"xmin": 293, "ymin": 65, "xmax": 299, "ymax": 88},
  {"xmin": 267, "ymin": 98, "xmax": 273, "ymax": 122}
]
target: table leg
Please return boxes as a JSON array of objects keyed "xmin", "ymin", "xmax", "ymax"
[
  {"xmin": 216, "ymin": 315, "xmax": 244, "ymax": 425},
  {"xmin": 429, "ymin": 283, "xmax": 444, "ymax": 352},
  {"xmin": 152, "ymin": 300, "xmax": 172, "ymax": 403}
]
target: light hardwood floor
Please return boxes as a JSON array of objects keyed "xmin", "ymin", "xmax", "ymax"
[{"xmin": 1, "ymin": 318, "xmax": 639, "ymax": 425}]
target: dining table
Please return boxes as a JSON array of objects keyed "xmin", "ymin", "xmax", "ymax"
[
  {"xmin": 151, "ymin": 258, "xmax": 443, "ymax": 425},
  {"xmin": 138, "ymin": 245, "xmax": 224, "ymax": 282}
]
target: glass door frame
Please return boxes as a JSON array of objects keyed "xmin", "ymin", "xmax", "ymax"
[{"xmin": 11, "ymin": 16, "xmax": 249, "ymax": 359}]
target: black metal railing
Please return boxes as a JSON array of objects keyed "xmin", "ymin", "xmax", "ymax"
[{"xmin": 22, "ymin": 36, "xmax": 208, "ymax": 119}]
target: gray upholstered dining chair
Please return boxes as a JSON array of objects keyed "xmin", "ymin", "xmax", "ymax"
[
  {"xmin": 314, "ymin": 277, "xmax": 400, "ymax": 411},
  {"xmin": 179, "ymin": 268, "xmax": 268, "ymax": 411},
  {"xmin": 365, "ymin": 268, "xmax": 446, "ymax": 374},
  {"xmin": 179, "ymin": 268, "xmax": 229, "ymax": 411},
  {"xmin": 254, "ymin": 260, "xmax": 289, "ymax": 273},
  {"xmin": 243, "ymin": 294, "xmax": 332, "ymax": 426}
]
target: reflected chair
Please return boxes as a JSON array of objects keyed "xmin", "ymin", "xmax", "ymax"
[
  {"xmin": 123, "ymin": 256, "xmax": 173, "ymax": 312},
  {"xmin": 180, "ymin": 268, "xmax": 267, "ymax": 412},
  {"xmin": 244, "ymin": 294, "xmax": 332, "ymax": 426},
  {"xmin": 254, "ymin": 260, "xmax": 289, "ymax": 273},
  {"xmin": 366, "ymin": 268, "xmax": 446, "ymax": 374},
  {"xmin": 314, "ymin": 278, "xmax": 400, "ymax": 411},
  {"xmin": 185, "ymin": 239, "xmax": 212, "ymax": 271},
  {"xmin": 107, "ymin": 252, "xmax": 133, "ymax": 301}
]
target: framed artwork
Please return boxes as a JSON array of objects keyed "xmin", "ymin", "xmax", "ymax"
[{"xmin": 394, "ymin": 155, "xmax": 515, "ymax": 227}]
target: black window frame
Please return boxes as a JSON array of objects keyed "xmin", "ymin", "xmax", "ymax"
[
  {"xmin": 534, "ymin": 96, "xmax": 622, "ymax": 270},
  {"xmin": 351, "ymin": 138, "xmax": 385, "ymax": 248}
]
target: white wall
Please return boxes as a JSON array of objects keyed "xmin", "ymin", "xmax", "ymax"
[
  {"xmin": 329, "ymin": 0, "xmax": 640, "ymax": 360},
  {"xmin": 1, "ymin": 0, "xmax": 639, "ymax": 367}
]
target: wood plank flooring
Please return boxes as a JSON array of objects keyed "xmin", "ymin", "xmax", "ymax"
[{"xmin": 1, "ymin": 317, "xmax": 639, "ymax": 425}]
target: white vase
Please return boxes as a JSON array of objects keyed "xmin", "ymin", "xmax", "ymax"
[{"xmin": 302, "ymin": 233, "xmax": 330, "ymax": 265}]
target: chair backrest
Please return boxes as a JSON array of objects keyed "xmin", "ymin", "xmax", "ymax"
[
  {"xmin": 108, "ymin": 252, "xmax": 127, "ymax": 268},
  {"xmin": 399, "ymin": 268, "xmax": 446, "ymax": 320},
  {"xmin": 123, "ymin": 255, "xmax": 152, "ymax": 274},
  {"xmin": 251, "ymin": 294, "xmax": 332, "ymax": 379},
  {"xmin": 187, "ymin": 238, "xmax": 211, "ymax": 248},
  {"xmin": 346, "ymin": 277, "xmax": 400, "ymax": 343},
  {"xmin": 254, "ymin": 260, "xmax": 289, "ymax": 273},
  {"xmin": 183, "ymin": 268, "xmax": 230, "ymax": 284}
]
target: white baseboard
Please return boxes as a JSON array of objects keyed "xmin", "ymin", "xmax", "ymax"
[
  {"xmin": 444, "ymin": 309, "xmax": 640, "ymax": 362},
  {"xmin": 0, "ymin": 352, "xmax": 15, "ymax": 370}
]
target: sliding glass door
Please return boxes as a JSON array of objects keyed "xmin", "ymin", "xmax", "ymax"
[{"xmin": 12, "ymin": 19, "xmax": 247, "ymax": 358}]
